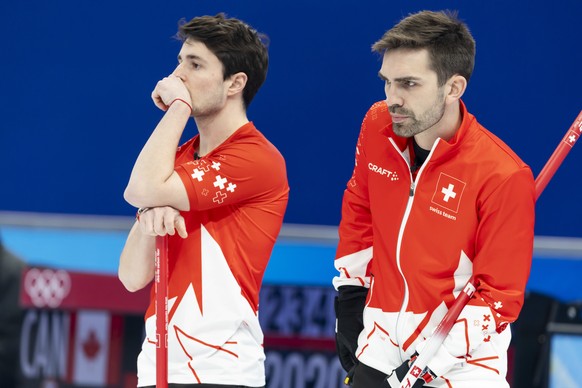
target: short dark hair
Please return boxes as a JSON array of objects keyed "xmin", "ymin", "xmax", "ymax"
[
  {"xmin": 372, "ymin": 10, "xmax": 475, "ymax": 86},
  {"xmin": 177, "ymin": 13, "xmax": 269, "ymax": 108}
]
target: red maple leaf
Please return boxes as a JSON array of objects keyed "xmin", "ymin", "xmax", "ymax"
[{"xmin": 83, "ymin": 330, "xmax": 101, "ymax": 359}]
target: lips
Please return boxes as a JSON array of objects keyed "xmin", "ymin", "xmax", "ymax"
[{"xmin": 390, "ymin": 114, "xmax": 408, "ymax": 123}]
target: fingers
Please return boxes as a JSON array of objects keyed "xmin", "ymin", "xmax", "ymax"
[
  {"xmin": 170, "ymin": 73, "xmax": 184, "ymax": 82},
  {"xmin": 175, "ymin": 216, "xmax": 188, "ymax": 238},
  {"xmin": 152, "ymin": 208, "xmax": 171, "ymax": 235},
  {"xmin": 137, "ymin": 206, "xmax": 188, "ymax": 239},
  {"xmin": 151, "ymin": 91, "xmax": 169, "ymax": 111},
  {"xmin": 151, "ymin": 76, "xmax": 191, "ymax": 110}
]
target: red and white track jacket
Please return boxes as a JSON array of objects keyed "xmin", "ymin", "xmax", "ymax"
[{"xmin": 333, "ymin": 100, "xmax": 535, "ymax": 379}]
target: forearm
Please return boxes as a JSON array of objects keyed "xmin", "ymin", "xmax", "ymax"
[
  {"xmin": 333, "ymin": 186, "xmax": 373, "ymax": 289},
  {"xmin": 118, "ymin": 221, "xmax": 156, "ymax": 292},
  {"xmin": 474, "ymin": 167, "xmax": 535, "ymax": 324},
  {"xmin": 422, "ymin": 169, "xmax": 535, "ymax": 377},
  {"xmin": 124, "ymin": 102, "xmax": 191, "ymax": 208}
]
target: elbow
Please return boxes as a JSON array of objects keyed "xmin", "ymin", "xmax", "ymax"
[
  {"xmin": 124, "ymin": 183, "xmax": 149, "ymax": 208},
  {"xmin": 118, "ymin": 270, "xmax": 149, "ymax": 293},
  {"xmin": 124, "ymin": 179, "xmax": 168, "ymax": 209}
]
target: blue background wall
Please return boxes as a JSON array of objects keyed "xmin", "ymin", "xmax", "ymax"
[{"xmin": 1, "ymin": 0, "xmax": 581, "ymax": 237}]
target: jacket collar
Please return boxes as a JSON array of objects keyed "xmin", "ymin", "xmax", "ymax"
[{"xmin": 380, "ymin": 99, "xmax": 476, "ymax": 155}]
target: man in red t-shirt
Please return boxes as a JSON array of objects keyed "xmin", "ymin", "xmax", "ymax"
[{"xmin": 119, "ymin": 14, "xmax": 289, "ymax": 388}]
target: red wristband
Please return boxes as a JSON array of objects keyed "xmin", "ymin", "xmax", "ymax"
[{"xmin": 170, "ymin": 98, "xmax": 193, "ymax": 114}]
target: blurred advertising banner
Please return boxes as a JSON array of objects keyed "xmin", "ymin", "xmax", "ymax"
[
  {"xmin": 17, "ymin": 267, "xmax": 343, "ymax": 388},
  {"xmin": 18, "ymin": 267, "xmax": 147, "ymax": 388},
  {"xmin": 259, "ymin": 285, "xmax": 344, "ymax": 388}
]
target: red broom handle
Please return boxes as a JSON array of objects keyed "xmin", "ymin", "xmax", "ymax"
[
  {"xmin": 535, "ymin": 110, "xmax": 582, "ymax": 199},
  {"xmin": 155, "ymin": 235, "xmax": 169, "ymax": 388}
]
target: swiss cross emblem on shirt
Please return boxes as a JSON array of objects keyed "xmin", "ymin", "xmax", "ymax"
[
  {"xmin": 186, "ymin": 157, "xmax": 239, "ymax": 206},
  {"xmin": 431, "ymin": 172, "xmax": 466, "ymax": 213}
]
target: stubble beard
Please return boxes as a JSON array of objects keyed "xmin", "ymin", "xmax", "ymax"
[
  {"xmin": 391, "ymin": 95, "xmax": 446, "ymax": 138},
  {"xmin": 192, "ymin": 104, "xmax": 221, "ymax": 118},
  {"xmin": 191, "ymin": 96, "xmax": 224, "ymax": 118},
  {"xmin": 190, "ymin": 85, "xmax": 227, "ymax": 119}
]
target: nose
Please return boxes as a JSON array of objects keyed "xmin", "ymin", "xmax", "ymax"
[
  {"xmin": 385, "ymin": 85, "xmax": 403, "ymax": 108},
  {"xmin": 172, "ymin": 63, "xmax": 185, "ymax": 79}
]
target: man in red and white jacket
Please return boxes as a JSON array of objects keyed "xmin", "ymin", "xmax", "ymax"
[{"xmin": 333, "ymin": 10, "xmax": 535, "ymax": 388}]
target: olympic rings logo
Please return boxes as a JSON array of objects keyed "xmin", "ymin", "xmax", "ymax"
[{"xmin": 24, "ymin": 268, "xmax": 71, "ymax": 308}]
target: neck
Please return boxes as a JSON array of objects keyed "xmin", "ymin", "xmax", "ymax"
[
  {"xmin": 414, "ymin": 100, "xmax": 462, "ymax": 150},
  {"xmin": 195, "ymin": 101, "xmax": 249, "ymax": 156}
]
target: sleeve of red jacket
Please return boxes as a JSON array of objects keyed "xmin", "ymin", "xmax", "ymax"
[
  {"xmin": 421, "ymin": 166, "xmax": 536, "ymax": 377},
  {"xmin": 333, "ymin": 104, "xmax": 382, "ymax": 290}
]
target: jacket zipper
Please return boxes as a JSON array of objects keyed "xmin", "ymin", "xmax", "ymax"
[{"xmin": 389, "ymin": 138, "xmax": 438, "ymax": 361}]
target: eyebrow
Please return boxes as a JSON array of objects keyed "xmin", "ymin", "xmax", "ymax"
[
  {"xmin": 177, "ymin": 54, "xmax": 206, "ymax": 63},
  {"xmin": 378, "ymin": 72, "xmax": 422, "ymax": 83}
]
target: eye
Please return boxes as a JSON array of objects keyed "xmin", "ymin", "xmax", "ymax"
[
  {"xmin": 191, "ymin": 62, "xmax": 201, "ymax": 70},
  {"xmin": 403, "ymin": 80, "xmax": 417, "ymax": 88}
]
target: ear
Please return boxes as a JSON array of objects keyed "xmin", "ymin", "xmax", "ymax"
[
  {"xmin": 227, "ymin": 72, "xmax": 248, "ymax": 97},
  {"xmin": 444, "ymin": 75, "xmax": 467, "ymax": 104}
]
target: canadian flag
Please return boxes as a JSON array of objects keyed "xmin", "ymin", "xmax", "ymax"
[{"xmin": 69, "ymin": 310, "xmax": 121, "ymax": 386}]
